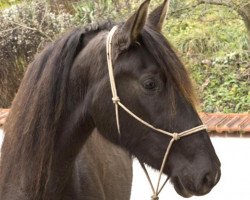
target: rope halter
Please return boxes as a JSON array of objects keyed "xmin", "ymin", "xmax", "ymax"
[{"xmin": 106, "ymin": 26, "xmax": 207, "ymax": 199}]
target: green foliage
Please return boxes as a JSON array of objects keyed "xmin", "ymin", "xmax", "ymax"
[
  {"xmin": 72, "ymin": 0, "xmax": 135, "ymax": 24},
  {"xmin": 0, "ymin": 0, "xmax": 249, "ymax": 113},
  {"xmin": 161, "ymin": 2, "xmax": 249, "ymax": 113},
  {"xmin": 191, "ymin": 52, "xmax": 250, "ymax": 113},
  {"xmin": 164, "ymin": 4, "xmax": 248, "ymax": 55},
  {"xmin": 0, "ymin": 0, "xmax": 22, "ymax": 9}
]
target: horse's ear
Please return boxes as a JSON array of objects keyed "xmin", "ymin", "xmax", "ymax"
[
  {"xmin": 117, "ymin": 0, "xmax": 150, "ymax": 50},
  {"xmin": 147, "ymin": 0, "xmax": 170, "ymax": 31}
]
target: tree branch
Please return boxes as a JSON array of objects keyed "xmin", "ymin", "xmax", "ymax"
[
  {"xmin": 197, "ymin": 0, "xmax": 250, "ymax": 33},
  {"xmin": 6, "ymin": 20, "xmax": 53, "ymax": 42},
  {"xmin": 169, "ymin": 0, "xmax": 250, "ymax": 32},
  {"xmin": 198, "ymin": 0, "xmax": 234, "ymax": 8},
  {"xmin": 169, "ymin": 2, "xmax": 203, "ymax": 17}
]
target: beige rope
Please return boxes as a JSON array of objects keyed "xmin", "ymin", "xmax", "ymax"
[
  {"xmin": 106, "ymin": 26, "xmax": 121, "ymax": 134},
  {"xmin": 106, "ymin": 26, "xmax": 207, "ymax": 199}
]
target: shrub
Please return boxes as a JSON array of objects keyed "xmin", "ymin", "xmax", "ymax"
[
  {"xmin": 190, "ymin": 52, "xmax": 250, "ymax": 113},
  {"xmin": 0, "ymin": 0, "xmax": 74, "ymax": 107},
  {"xmin": 163, "ymin": 3, "xmax": 250, "ymax": 113},
  {"xmin": 0, "ymin": 0, "xmax": 249, "ymax": 113}
]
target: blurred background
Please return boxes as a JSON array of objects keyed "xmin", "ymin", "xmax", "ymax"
[{"xmin": 0, "ymin": 0, "xmax": 249, "ymax": 112}]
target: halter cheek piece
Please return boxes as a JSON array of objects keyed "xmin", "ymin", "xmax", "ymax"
[{"xmin": 106, "ymin": 26, "xmax": 207, "ymax": 200}]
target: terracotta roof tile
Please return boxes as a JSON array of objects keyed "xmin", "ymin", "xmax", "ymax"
[
  {"xmin": 0, "ymin": 109, "xmax": 9, "ymax": 126},
  {"xmin": 0, "ymin": 109, "xmax": 250, "ymax": 133},
  {"xmin": 200, "ymin": 113, "xmax": 250, "ymax": 133}
]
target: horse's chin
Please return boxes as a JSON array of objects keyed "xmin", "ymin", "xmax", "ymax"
[
  {"xmin": 171, "ymin": 176, "xmax": 213, "ymax": 198},
  {"xmin": 171, "ymin": 177, "xmax": 193, "ymax": 198}
]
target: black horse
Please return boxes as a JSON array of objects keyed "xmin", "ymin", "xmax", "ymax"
[{"xmin": 0, "ymin": 0, "xmax": 220, "ymax": 199}]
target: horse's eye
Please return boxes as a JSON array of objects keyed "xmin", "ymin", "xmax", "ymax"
[{"xmin": 143, "ymin": 79, "xmax": 157, "ymax": 90}]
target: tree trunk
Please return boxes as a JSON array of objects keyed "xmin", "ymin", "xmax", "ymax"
[{"xmin": 240, "ymin": 3, "xmax": 250, "ymax": 46}]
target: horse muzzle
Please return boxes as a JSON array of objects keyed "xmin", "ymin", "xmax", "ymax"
[{"xmin": 171, "ymin": 166, "xmax": 221, "ymax": 198}]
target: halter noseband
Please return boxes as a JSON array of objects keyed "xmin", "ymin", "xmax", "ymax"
[{"xmin": 106, "ymin": 26, "xmax": 207, "ymax": 200}]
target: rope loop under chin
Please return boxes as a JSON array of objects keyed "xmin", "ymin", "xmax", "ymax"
[{"xmin": 151, "ymin": 195, "xmax": 159, "ymax": 200}]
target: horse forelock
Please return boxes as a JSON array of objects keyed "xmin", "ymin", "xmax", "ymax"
[{"xmin": 141, "ymin": 27, "xmax": 198, "ymax": 110}]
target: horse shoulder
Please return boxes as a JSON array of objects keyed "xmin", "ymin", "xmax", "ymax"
[{"xmin": 70, "ymin": 129, "xmax": 133, "ymax": 200}]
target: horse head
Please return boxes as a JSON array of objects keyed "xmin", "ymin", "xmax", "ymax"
[{"xmin": 86, "ymin": 0, "xmax": 221, "ymax": 197}]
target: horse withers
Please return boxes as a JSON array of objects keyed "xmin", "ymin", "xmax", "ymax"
[{"xmin": 0, "ymin": 0, "xmax": 220, "ymax": 199}]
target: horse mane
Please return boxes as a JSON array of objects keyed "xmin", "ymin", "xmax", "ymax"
[
  {"xmin": 1, "ymin": 21, "xmax": 114, "ymax": 197},
  {"xmin": 0, "ymin": 19, "xmax": 196, "ymax": 197},
  {"xmin": 142, "ymin": 27, "xmax": 197, "ymax": 109}
]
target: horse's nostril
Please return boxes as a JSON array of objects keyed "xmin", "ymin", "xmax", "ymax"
[
  {"xmin": 194, "ymin": 172, "xmax": 214, "ymax": 195},
  {"xmin": 202, "ymin": 173, "xmax": 212, "ymax": 187},
  {"xmin": 197, "ymin": 171, "xmax": 219, "ymax": 195}
]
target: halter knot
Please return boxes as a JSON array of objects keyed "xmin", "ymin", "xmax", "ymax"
[
  {"xmin": 112, "ymin": 96, "xmax": 120, "ymax": 104},
  {"xmin": 151, "ymin": 194, "xmax": 159, "ymax": 200},
  {"xmin": 173, "ymin": 133, "xmax": 180, "ymax": 141}
]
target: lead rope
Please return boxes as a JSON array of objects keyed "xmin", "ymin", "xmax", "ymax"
[{"xmin": 106, "ymin": 26, "xmax": 207, "ymax": 199}]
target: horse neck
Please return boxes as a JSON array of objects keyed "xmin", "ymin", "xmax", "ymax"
[
  {"xmin": 0, "ymin": 103, "xmax": 95, "ymax": 200},
  {"xmin": 0, "ymin": 33, "xmax": 105, "ymax": 200}
]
